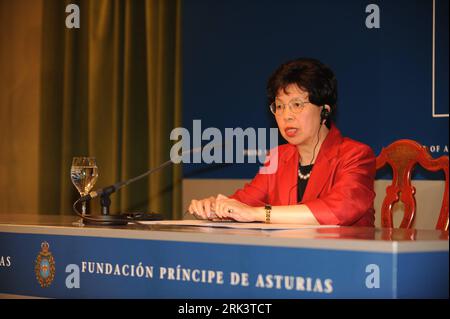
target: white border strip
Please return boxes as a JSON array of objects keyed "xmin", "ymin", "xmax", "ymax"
[
  {"xmin": 0, "ymin": 293, "xmax": 45, "ymax": 299},
  {"xmin": 392, "ymin": 242, "xmax": 398, "ymax": 299},
  {"xmin": 432, "ymin": 0, "xmax": 449, "ymax": 118},
  {"xmin": 396, "ymin": 240, "xmax": 449, "ymax": 252},
  {"xmin": 1, "ymin": 224, "xmax": 448, "ymax": 253}
]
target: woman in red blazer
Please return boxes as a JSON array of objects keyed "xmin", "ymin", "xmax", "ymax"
[{"xmin": 187, "ymin": 58, "xmax": 376, "ymax": 226}]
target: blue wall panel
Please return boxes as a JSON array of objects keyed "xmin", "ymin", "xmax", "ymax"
[{"xmin": 182, "ymin": 0, "xmax": 448, "ymax": 179}]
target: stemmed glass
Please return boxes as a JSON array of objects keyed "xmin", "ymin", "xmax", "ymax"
[{"xmin": 70, "ymin": 157, "xmax": 98, "ymax": 226}]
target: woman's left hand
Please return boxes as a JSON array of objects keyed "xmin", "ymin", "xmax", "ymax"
[{"xmin": 214, "ymin": 194, "xmax": 263, "ymax": 222}]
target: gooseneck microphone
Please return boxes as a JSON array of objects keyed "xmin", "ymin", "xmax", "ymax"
[
  {"xmin": 78, "ymin": 159, "xmax": 173, "ymax": 204},
  {"xmin": 72, "ymin": 159, "xmax": 174, "ymax": 226},
  {"xmin": 72, "ymin": 144, "xmax": 220, "ymax": 226}
]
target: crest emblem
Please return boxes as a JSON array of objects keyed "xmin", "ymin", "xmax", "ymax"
[{"xmin": 35, "ymin": 241, "xmax": 55, "ymax": 288}]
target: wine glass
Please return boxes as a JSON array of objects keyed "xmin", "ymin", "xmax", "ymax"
[{"xmin": 70, "ymin": 157, "xmax": 99, "ymax": 226}]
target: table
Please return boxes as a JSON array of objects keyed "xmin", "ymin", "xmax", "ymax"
[{"xmin": 0, "ymin": 214, "xmax": 448, "ymax": 298}]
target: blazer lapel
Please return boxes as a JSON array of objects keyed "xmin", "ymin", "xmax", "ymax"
[
  {"xmin": 301, "ymin": 125, "xmax": 343, "ymax": 203},
  {"xmin": 301, "ymin": 154, "xmax": 332, "ymax": 202},
  {"xmin": 276, "ymin": 145, "xmax": 300, "ymax": 205},
  {"xmin": 287, "ymin": 149, "xmax": 299, "ymax": 205}
]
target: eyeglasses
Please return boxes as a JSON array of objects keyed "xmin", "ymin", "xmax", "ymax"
[{"xmin": 269, "ymin": 98, "xmax": 311, "ymax": 116}]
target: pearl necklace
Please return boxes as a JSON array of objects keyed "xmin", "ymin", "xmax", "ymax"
[
  {"xmin": 298, "ymin": 159, "xmax": 313, "ymax": 180},
  {"xmin": 298, "ymin": 168, "xmax": 311, "ymax": 180}
]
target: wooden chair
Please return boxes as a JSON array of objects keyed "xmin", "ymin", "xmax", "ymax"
[{"xmin": 376, "ymin": 139, "xmax": 449, "ymax": 231}]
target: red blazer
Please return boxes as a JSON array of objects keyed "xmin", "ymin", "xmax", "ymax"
[{"xmin": 230, "ymin": 125, "xmax": 376, "ymax": 226}]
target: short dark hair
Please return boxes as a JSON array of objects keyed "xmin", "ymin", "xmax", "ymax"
[{"xmin": 266, "ymin": 58, "xmax": 337, "ymax": 128}]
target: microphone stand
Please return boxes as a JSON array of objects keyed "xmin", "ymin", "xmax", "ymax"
[
  {"xmin": 73, "ymin": 143, "xmax": 222, "ymax": 226},
  {"xmin": 73, "ymin": 159, "xmax": 173, "ymax": 226}
]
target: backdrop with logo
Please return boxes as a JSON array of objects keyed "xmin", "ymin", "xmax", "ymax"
[{"xmin": 181, "ymin": 0, "xmax": 448, "ymax": 180}]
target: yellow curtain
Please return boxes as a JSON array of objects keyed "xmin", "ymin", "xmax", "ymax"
[{"xmin": 38, "ymin": 0, "xmax": 182, "ymax": 218}]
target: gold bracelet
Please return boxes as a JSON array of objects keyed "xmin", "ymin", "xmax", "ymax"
[{"xmin": 264, "ymin": 204, "xmax": 271, "ymax": 224}]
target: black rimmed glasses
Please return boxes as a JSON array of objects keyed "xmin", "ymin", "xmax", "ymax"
[{"xmin": 269, "ymin": 98, "xmax": 311, "ymax": 116}]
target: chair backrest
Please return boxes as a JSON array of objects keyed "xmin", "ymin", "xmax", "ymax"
[{"xmin": 376, "ymin": 139, "xmax": 449, "ymax": 231}]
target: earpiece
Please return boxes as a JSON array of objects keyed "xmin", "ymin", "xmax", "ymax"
[{"xmin": 320, "ymin": 105, "xmax": 330, "ymax": 124}]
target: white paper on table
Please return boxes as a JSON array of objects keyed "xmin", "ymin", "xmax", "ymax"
[{"xmin": 138, "ymin": 219, "xmax": 339, "ymax": 230}]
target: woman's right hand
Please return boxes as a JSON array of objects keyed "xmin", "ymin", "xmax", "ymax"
[{"xmin": 187, "ymin": 196, "xmax": 217, "ymax": 219}]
